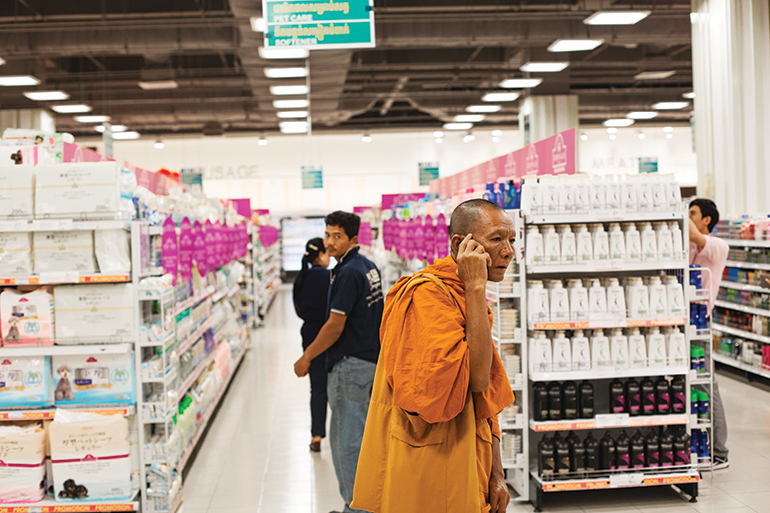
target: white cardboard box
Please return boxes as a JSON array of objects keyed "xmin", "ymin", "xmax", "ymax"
[
  {"xmin": 0, "ymin": 165, "xmax": 34, "ymax": 219},
  {"xmin": 53, "ymin": 283, "xmax": 134, "ymax": 343},
  {"xmin": 34, "ymin": 162, "xmax": 120, "ymax": 219},
  {"xmin": 33, "ymin": 231, "xmax": 95, "ymax": 274},
  {"xmin": 0, "ymin": 232, "xmax": 32, "ymax": 276}
]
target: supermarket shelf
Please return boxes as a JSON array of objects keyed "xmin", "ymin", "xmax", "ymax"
[
  {"xmin": 142, "ymin": 366, "xmax": 177, "ymax": 387},
  {"xmin": 712, "ymin": 323, "xmax": 770, "ymax": 344},
  {"xmin": 714, "ymin": 299, "xmax": 770, "ymax": 318},
  {"xmin": 689, "ymin": 369, "xmax": 713, "ymax": 385},
  {"xmin": 0, "ymin": 219, "xmax": 131, "ymax": 233},
  {"xmin": 714, "ymin": 352, "xmax": 770, "ymax": 380},
  {"xmin": 176, "ymin": 317, "xmax": 216, "ymax": 357},
  {"xmin": 0, "ymin": 405, "xmax": 135, "ymax": 421},
  {"xmin": 725, "ymin": 260, "xmax": 770, "ymax": 271},
  {"xmin": 528, "ymin": 261, "xmax": 686, "ymax": 275},
  {"xmin": 0, "ymin": 490, "xmax": 140, "ymax": 513},
  {"xmin": 530, "ymin": 365, "xmax": 689, "ymax": 382},
  {"xmin": 492, "ymin": 332, "xmax": 522, "ymax": 345},
  {"xmin": 149, "ymin": 225, "xmax": 163, "ymax": 236},
  {"xmin": 0, "ymin": 273, "xmax": 130, "ymax": 286},
  {"xmin": 525, "ymin": 211, "xmax": 685, "ymax": 225},
  {"xmin": 139, "ymin": 330, "xmax": 175, "ymax": 349},
  {"xmin": 724, "ymin": 239, "xmax": 770, "ymax": 248},
  {"xmin": 689, "ymin": 287, "xmax": 711, "ymax": 301},
  {"xmin": 529, "ymin": 318, "xmax": 686, "ymax": 330},
  {"xmin": 530, "ymin": 414, "xmax": 688, "ymax": 433},
  {"xmin": 213, "ymin": 320, "xmax": 237, "ymax": 344},
  {"xmin": 176, "ymin": 348, "xmax": 217, "ymax": 398},
  {"xmin": 212, "ymin": 285, "xmax": 240, "ymax": 303},
  {"xmin": 720, "ymin": 280, "xmax": 767, "ymax": 293},
  {"xmin": 531, "ymin": 469, "xmax": 698, "ymax": 492},
  {"xmin": 173, "ymin": 285, "xmax": 216, "ymax": 315},
  {"xmin": 0, "ymin": 343, "xmax": 133, "ymax": 357}
]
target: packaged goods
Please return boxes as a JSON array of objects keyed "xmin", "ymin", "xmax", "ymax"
[
  {"xmin": 0, "ymin": 233, "xmax": 32, "ymax": 276},
  {"xmin": 94, "ymin": 230, "xmax": 131, "ymax": 274},
  {"xmin": 52, "ymin": 353, "xmax": 136, "ymax": 406},
  {"xmin": 0, "ymin": 288, "xmax": 54, "ymax": 346},
  {"xmin": 34, "ymin": 162, "xmax": 121, "ymax": 219},
  {"xmin": 0, "ymin": 165, "xmax": 34, "ymax": 219},
  {"xmin": 0, "ymin": 356, "xmax": 51, "ymax": 408},
  {"xmin": 53, "ymin": 283, "xmax": 134, "ymax": 342},
  {"xmin": 33, "ymin": 231, "xmax": 95, "ymax": 274},
  {"xmin": 0, "ymin": 423, "xmax": 46, "ymax": 503}
]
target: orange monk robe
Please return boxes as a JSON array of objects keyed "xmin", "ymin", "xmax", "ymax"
[{"xmin": 351, "ymin": 256, "xmax": 515, "ymax": 513}]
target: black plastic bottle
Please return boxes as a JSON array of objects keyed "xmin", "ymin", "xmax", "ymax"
[
  {"xmin": 610, "ymin": 378, "xmax": 626, "ymax": 414},
  {"xmin": 673, "ymin": 428, "xmax": 691, "ymax": 466},
  {"xmin": 655, "ymin": 377, "xmax": 671, "ymax": 415},
  {"xmin": 579, "ymin": 381, "xmax": 595, "ymax": 419},
  {"xmin": 630, "ymin": 430, "xmax": 646, "ymax": 469},
  {"xmin": 660, "ymin": 428, "xmax": 675, "ymax": 467},
  {"xmin": 640, "ymin": 377, "xmax": 656, "ymax": 416},
  {"xmin": 563, "ymin": 381, "xmax": 578, "ymax": 420},
  {"xmin": 645, "ymin": 431, "xmax": 660, "ymax": 468},
  {"xmin": 567, "ymin": 432, "xmax": 586, "ymax": 475},
  {"xmin": 533, "ymin": 382, "xmax": 549, "ymax": 421},
  {"xmin": 584, "ymin": 433, "xmax": 599, "ymax": 472},
  {"xmin": 626, "ymin": 379, "xmax": 641, "ymax": 417},
  {"xmin": 671, "ymin": 376, "xmax": 686, "ymax": 414},
  {"xmin": 548, "ymin": 382, "xmax": 563, "ymax": 421},
  {"xmin": 539, "ymin": 435, "xmax": 556, "ymax": 480},
  {"xmin": 553, "ymin": 432, "xmax": 571, "ymax": 477},
  {"xmin": 615, "ymin": 431, "xmax": 631, "ymax": 470},
  {"xmin": 598, "ymin": 431, "xmax": 616, "ymax": 471}
]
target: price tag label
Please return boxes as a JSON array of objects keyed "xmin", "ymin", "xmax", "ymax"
[
  {"xmin": 609, "ymin": 474, "xmax": 630, "ymax": 488},
  {"xmin": 40, "ymin": 271, "xmax": 79, "ymax": 284},
  {"xmin": 0, "ymin": 220, "xmax": 29, "ymax": 231},
  {"xmin": 595, "ymin": 413, "xmax": 630, "ymax": 428}
]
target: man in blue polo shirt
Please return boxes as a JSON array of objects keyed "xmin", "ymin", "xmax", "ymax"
[{"xmin": 294, "ymin": 210, "xmax": 383, "ymax": 513}]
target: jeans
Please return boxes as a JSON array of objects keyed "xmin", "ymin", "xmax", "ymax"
[{"xmin": 327, "ymin": 356, "xmax": 376, "ymax": 513}]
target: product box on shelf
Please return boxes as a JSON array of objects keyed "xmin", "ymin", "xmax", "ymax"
[
  {"xmin": 0, "ymin": 232, "xmax": 32, "ymax": 276},
  {"xmin": 1, "ymin": 288, "xmax": 55, "ymax": 346},
  {"xmin": 95, "ymin": 229, "xmax": 131, "ymax": 274},
  {"xmin": 53, "ymin": 283, "xmax": 134, "ymax": 342},
  {"xmin": 0, "ymin": 423, "xmax": 46, "ymax": 503},
  {"xmin": 0, "ymin": 165, "xmax": 34, "ymax": 219},
  {"xmin": 33, "ymin": 231, "xmax": 96, "ymax": 274},
  {"xmin": 34, "ymin": 162, "xmax": 121, "ymax": 219},
  {"xmin": 49, "ymin": 411, "xmax": 132, "ymax": 502},
  {"xmin": 52, "ymin": 353, "xmax": 136, "ymax": 406},
  {"xmin": 0, "ymin": 356, "xmax": 52, "ymax": 408}
]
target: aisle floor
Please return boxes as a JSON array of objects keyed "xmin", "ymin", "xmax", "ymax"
[{"xmin": 183, "ymin": 286, "xmax": 770, "ymax": 513}]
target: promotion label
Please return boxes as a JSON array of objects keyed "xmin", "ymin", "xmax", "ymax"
[
  {"xmin": 161, "ymin": 217, "xmax": 178, "ymax": 285},
  {"xmin": 179, "ymin": 217, "xmax": 193, "ymax": 283},
  {"xmin": 193, "ymin": 220, "xmax": 207, "ymax": 276},
  {"xmin": 205, "ymin": 220, "xmax": 216, "ymax": 272}
]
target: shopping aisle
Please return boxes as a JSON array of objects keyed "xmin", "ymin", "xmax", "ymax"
[{"xmin": 183, "ymin": 286, "xmax": 770, "ymax": 513}]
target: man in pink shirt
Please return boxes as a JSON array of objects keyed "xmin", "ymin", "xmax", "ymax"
[{"xmin": 689, "ymin": 198, "xmax": 730, "ymax": 469}]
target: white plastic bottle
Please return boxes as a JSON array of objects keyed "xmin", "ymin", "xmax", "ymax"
[
  {"xmin": 542, "ymin": 176, "xmax": 560, "ymax": 213},
  {"xmin": 609, "ymin": 223, "xmax": 627, "ymax": 262},
  {"xmin": 574, "ymin": 177, "xmax": 590, "ymax": 213},
  {"xmin": 525, "ymin": 226, "xmax": 544, "ymax": 266},
  {"xmin": 576, "ymin": 224, "xmax": 593, "ymax": 264},
  {"xmin": 651, "ymin": 176, "xmax": 667, "ymax": 209},
  {"xmin": 622, "ymin": 176, "xmax": 639, "ymax": 212},
  {"xmin": 588, "ymin": 279, "xmax": 608, "ymax": 321},
  {"xmin": 590, "ymin": 177, "xmax": 606, "ymax": 211},
  {"xmin": 572, "ymin": 330, "xmax": 591, "ymax": 370},
  {"xmin": 669, "ymin": 222, "xmax": 683, "ymax": 260},
  {"xmin": 549, "ymin": 280, "xmax": 570, "ymax": 322},
  {"xmin": 647, "ymin": 328, "xmax": 667, "ymax": 366},
  {"xmin": 667, "ymin": 327, "xmax": 687, "ymax": 366},
  {"xmin": 610, "ymin": 329, "xmax": 630, "ymax": 369},
  {"xmin": 528, "ymin": 280, "xmax": 547, "ymax": 323},
  {"xmin": 664, "ymin": 275, "xmax": 686, "ymax": 318},
  {"xmin": 568, "ymin": 279, "xmax": 589, "ymax": 321},
  {"xmin": 655, "ymin": 222, "xmax": 674, "ymax": 261},
  {"xmin": 627, "ymin": 277, "xmax": 650, "ymax": 319},
  {"xmin": 531, "ymin": 332, "xmax": 553, "ymax": 373},
  {"xmin": 521, "ymin": 177, "xmax": 541, "ymax": 215},
  {"xmin": 638, "ymin": 179, "xmax": 652, "ymax": 211},
  {"xmin": 605, "ymin": 176, "xmax": 621, "ymax": 210},
  {"xmin": 605, "ymin": 278, "xmax": 627, "ymax": 321},
  {"xmin": 559, "ymin": 225, "xmax": 576, "ymax": 265},
  {"xmin": 552, "ymin": 330, "xmax": 572, "ymax": 371},
  {"xmin": 665, "ymin": 175, "xmax": 682, "ymax": 210},
  {"xmin": 543, "ymin": 225, "xmax": 561, "ymax": 265},
  {"xmin": 627, "ymin": 328, "xmax": 648, "ymax": 367},
  {"xmin": 648, "ymin": 276, "xmax": 669, "ymax": 319},
  {"xmin": 591, "ymin": 330, "xmax": 611, "ymax": 369},
  {"xmin": 640, "ymin": 222, "xmax": 658, "ymax": 261},
  {"xmin": 559, "ymin": 177, "xmax": 575, "ymax": 213},
  {"xmin": 592, "ymin": 224, "xmax": 610, "ymax": 262},
  {"xmin": 624, "ymin": 223, "xmax": 642, "ymax": 262}
]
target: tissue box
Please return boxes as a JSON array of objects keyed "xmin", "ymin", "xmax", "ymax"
[
  {"xmin": 0, "ymin": 165, "xmax": 34, "ymax": 219},
  {"xmin": 0, "ymin": 356, "xmax": 51, "ymax": 408},
  {"xmin": 0, "ymin": 232, "xmax": 32, "ymax": 276},
  {"xmin": 34, "ymin": 162, "xmax": 120, "ymax": 219},
  {"xmin": 49, "ymin": 413, "xmax": 132, "ymax": 502},
  {"xmin": 52, "ymin": 353, "xmax": 135, "ymax": 406},
  {"xmin": 53, "ymin": 284, "xmax": 134, "ymax": 343},
  {"xmin": 0, "ymin": 424, "xmax": 46, "ymax": 503},
  {"xmin": 33, "ymin": 231, "xmax": 95, "ymax": 274},
  {"xmin": 1, "ymin": 288, "xmax": 55, "ymax": 346}
]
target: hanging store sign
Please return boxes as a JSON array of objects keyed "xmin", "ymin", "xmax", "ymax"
[
  {"xmin": 263, "ymin": 0, "xmax": 376, "ymax": 50},
  {"xmin": 638, "ymin": 157, "xmax": 659, "ymax": 174},
  {"xmin": 419, "ymin": 162, "xmax": 439, "ymax": 186},
  {"xmin": 302, "ymin": 165, "xmax": 324, "ymax": 189}
]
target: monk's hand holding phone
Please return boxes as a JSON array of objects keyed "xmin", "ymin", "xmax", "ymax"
[{"xmin": 456, "ymin": 234, "xmax": 492, "ymax": 291}]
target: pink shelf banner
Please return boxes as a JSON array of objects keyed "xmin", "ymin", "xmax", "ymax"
[
  {"xmin": 424, "ymin": 215, "xmax": 435, "ymax": 265},
  {"xmin": 205, "ymin": 220, "xmax": 216, "ymax": 272},
  {"xmin": 214, "ymin": 221, "xmax": 224, "ymax": 269},
  {"xmin": 358, "ymin": 222, "xmax": 372, "ymax": 246},
  {"xmin": 435, "ymin": 214, "xmax": 449, "ymax": 260},
  {"xmin": 231, "ymin": 199, "xmax": 252, "ymax": 219},
  {"xmin": 62, "ymin": 142, "xmax": 116, "ymax": 164},
  {"xmin": 179, "ymin": 217, "xmax": 193, "ymax": 283},
  {"xmin": 415, "ymin": 217, "xmax": 426, "ymax": 261},
  {"xmin": 381, "ymin": 193, "xmax": 425, "ymax": 211},
  {"xmin": 161, "ymin": 217, "xmax": 179, "ymax": 286},
  {"xmin": 193, "ymin": 220, "xmax": 207, "ymax": 276}
]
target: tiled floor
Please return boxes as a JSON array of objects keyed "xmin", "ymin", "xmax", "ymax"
[{"xmin": 182, "ymin": 287, "xmax": 770, "ymax": 513}]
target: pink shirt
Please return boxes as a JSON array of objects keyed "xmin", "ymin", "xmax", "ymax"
[{"xmin": 690, "ymin": 236, "xmax": 730, "ymax": 307}]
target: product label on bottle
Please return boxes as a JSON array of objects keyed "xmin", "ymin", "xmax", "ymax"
[
  {"xmin": 658, "ymin": 393, "xmax": 670, "ymax": 411},
  {"xmin": 627, "ymin": 235, "xmax": 641, "ymax": 260},
  {"xmin": 575, "ymin": 185, "xmax": 589, "ymax": 211}
]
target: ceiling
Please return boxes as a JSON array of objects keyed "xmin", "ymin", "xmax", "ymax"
[{"xmin": 0, "ymin": 0, "xmax": 694, "ymax": 138}]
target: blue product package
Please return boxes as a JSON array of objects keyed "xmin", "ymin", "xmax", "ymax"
[
  {"xmin": 52, "ymin": 353, "xmax": 136, "ymax": 406},
  {"xmin": 0, "ymin": 356, "xmax": 51, "ymax": 408}
]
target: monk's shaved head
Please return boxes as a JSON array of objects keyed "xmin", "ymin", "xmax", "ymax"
[{"xmin": 449, "ymin": 198, "xmax": 507, "ymax": 238}]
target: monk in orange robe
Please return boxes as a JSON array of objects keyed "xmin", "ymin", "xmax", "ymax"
[{"xmin": 351, "ymin": 199, "xmax": 516, "ymax": 513}]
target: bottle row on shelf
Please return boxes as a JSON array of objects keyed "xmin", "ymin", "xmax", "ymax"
[{"xmin": 714, "ymin": 331, "xmax": 770, "ymax": 372}]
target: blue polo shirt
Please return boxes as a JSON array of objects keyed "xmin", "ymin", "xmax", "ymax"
[{"xmin": 326, "ymin": 246, "xmax": 384, "ymax": 372}]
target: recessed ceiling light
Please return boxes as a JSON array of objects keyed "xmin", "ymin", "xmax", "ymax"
[
  {"xmin": 154, "ymin": 140, "xmax": 165, "ymax": 149},
  {"xmin": 138, "ymin": 80, "xmax": 178, "ymax": 90},
  {"xmin": 683, "ymin": 92, "xmax": 696, "ymax": 99},
  {"xmin": 520, "ymin": 62, "xmax": 570, "ymax": 73},
  {"xmin": 24, "ymin": 91, "xmax": 70, "ymax": 101},
  {"xmin": 492, "ymin": 129, "xmax": 503, "ymax": 136},
  {"xmin": 0, "ymin": 75, "xmax": 40, "ymax": 86},
  {"xmin": 258, "ymin": 137, "xmax": 268, "ymax": 146},
  {"xmin": 74, "ymin": 115, "xmax": 110, "ymax": 123},
  {"xmin": 492, "ymin": 136, "xmax": 500, "ymax": 142},
  {"xmin": 250, "ymin": 17, "xmax": 266, "ymax": 32},
  {"xmin": 482, "ymin": 92, "xmax": 520, "ymax": 102},
  {"xmin": 605, "ymin": 118, "xmax": 635, "ymax": 127},
  {"xmin": 270, "ymin": 85, "xmax": 309, "ymax": 96},
  {"xmin": 433, "ymin": 131, "xmax": 444, "ymax": 138},
  {"xmin": 280, "ymin": 121, "xmax": 309, "ymax": 134},
  {"xmin": 112, "ymin": 131, "xmax": 140, "ymax": 140},
  {"xmin": 273, "ymin": 99, "xmax": 309, "ymax": 109},
  {"xmin": 466, "ymin": 105, "xmax": 501, "ymax": 113},
  {"xmin": 607, "ymin": 128, "xmax": 618, "ymax": 134},
  {"xmin": 663, "ymin": 126, "xmax": 674, "ymax": 133},
  {"xmin": 52, "ymin": 104, "xmax": 92, "ymax": 114},
  {"xmin": 463, "ymin": 134, "xmax": 475, "ymax": 143},
  {"xmin": 94, "ymin": 124, "xmax": 126, "ymax": 133},
  {"xmin": 635, "ymin": 70, "xmax": 676, "ymax": 80},
  {"xmin": 666, "ymin": 133, "xmax": 673, "ymax": 139},
  {"xmin": 443, "ymin": 122, "xmax": 473, "ymax": 130},
  {"xmin": 454, "ymin": 114, "xmax": 485, "ymax": 123},
  {"xmin": 435, "ymin": 138, "xmax": 443, "ymax": 144},
  {"xmin": 0, "ymin": 58, "xmax": 5, "ymax": 66},
  {"xmin": 277, "ymin": 110, "xmax": 308, "ymax": 119},
  {"xmin": 627, "ymin": 111, "xmax": 659, "ymax": 119},
  {"xmin": 548, "ymin": 39, "xmax": 603, "ymax": 52},
  {"xmin": 259, "ymin": 47, "xmax": 309, "ymax": 59},
  {"xmin": 654, "ymin": 101, "xmax": 689, "ymax": 110},
  {"xmin": 609, "ymin": 134, "xmax": 617, "ymax": 140},
  {"xmin": 499, "ymin": 78, "xmax": 543, "ymax": 89},
  {"xmin": 583, "ymin": 11, "xmax": 651, "ymax": 25},
  {"xmin": 638, "ymin": 132, "xmax": 646, "ymax": 139},
  {"xmin": 580, "ymin": 133, "xmax": 588, "ymax": 141},
  {"xmin": 362, "ymin": 134, "xmax": 373, "ymax": 143},
  {"xmin": 264, "ymin": 67, "xmax": 307, "ymax": 79}
]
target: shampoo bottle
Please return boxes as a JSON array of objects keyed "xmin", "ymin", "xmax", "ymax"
[
  {"xmin": 648, "ymin": 276, "xmax": 669, "ymax": 318},
  {"xmin": 526, "ymin": 226, "xmax": 544, "ymax": 266},
  {"xmin": 533, "ymin": 382, "xmax": 549, "ymax": 421},
  {"xmin": 647, "ymin": 328, "xmax": 667, "ymax": 366},
  {"xmin": 628, "ymin": 328, "xmax": 648, "ymax": 368},
  {"xmin": 599, "ymin": 432, "xmax": 617, "ymax": 470},
  {"xmin": 576, "ymin": 224, "xmax": 593, "ymax": 264},
  {"xmin": 584, "ymin": 433, "xmax": 599, "ymax": 472},
  {"xmin": 592, "ymin": 224, "xmax": 610, "ymax": 261},
  {"xmin": 591, "ymin": 330, "xmax": 611, "ymax": 369},
  {"xmin": 610, "ymin": 329, "xmax": 630, "ymax": 369},
  {"xmin": 655, "ymin": 222, "xmax": 674, "ymax": 260},
  {"xmin": 615, "ymin": 431, "xmax": 631, "ymax": 470},
  {"xmin": 543, "ymin": 225, "xmax": 561, "ymax": 264},
  {"xmin": 549, "ymin": 281, "xmax": 570, "ymax": 322},
  {"xmin": 667, "ymin": 327, "xmax": 687, "ymax": 366},
  {"xmin": 571, "ymin": 330, "xmax": 591, "ymax": 370},
  {"xmin": 664, "ymin": 276, "xmax": 686, "ymax": 318},
  {"xmin": 559, "ymin": 225, "xmax": 576, "ymax": 265},
  {"xmin": 568, "ymin": 280, "xmax": 589, "ymax": 322},
  {"xmin": 588, "ymin": 279, "xmax": 608, "ymax": 322},
  {"xmin": 552, "ymin": 330, "xmax": 572, "ymax": 371},
  {"xmin": 626, "ymin": 378, "xmax": 641, "ymax": 416},
  {"xmin": 606, "ymin": 278, "xmax": 627, "ymax": 321},
  {"xmin": 548, "ymin": 382, "xmax": 563, "ymax": 420},
  {"xmin": 609, "ymin": 378, "xmax": 626, "ymax": 413},
  {"xmin": 562, "ymin": 381, "xmax": 578, "ymax": 420},
  {"xmin": 670, "ymin": 222, "xmax": 684, "ymax": 260},
  {"xmin": 579, "ymin": 381, "xmax": 594, "ymax": 418},
  {"xmin": 624, "ymin": 223, "xmax": 642, "ymax": 262},
  {"xmin": 640, "ymin": 222, "xmax": 658, "ymax": 261},
  {"xmin": 641, "ymin": 377, "xmax": 656, "ymax": 415}
]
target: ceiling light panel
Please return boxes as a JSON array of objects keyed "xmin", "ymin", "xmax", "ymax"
[
  {"xmin": 520, "ymin": 62, "xmax": 570, "ymax": 73},
  {"xmin": 74, "ymin": 115, "xmax": 110, "ymax": 123},
  {"xmin": 683, "ymin": 92, "xmax": 696, "ymax": 99},
  {"xmin": 583, "ymin": 11, "xmax": 651, "ymax": 25},
  {"xmin": 626, "ymin": 111, "xmax": 659, "ymax": 119},
  {"xmin": 454, "ymin": 114, "xmax": 485, "ymax": 123},
  {"xmin": 277, "ymin": 110, "xmax": 308, "ymax": 119},
  {"xmin": 466, "ymin": 105, "xmax": 501, "ymax": 113},
  {"xmin": 273, "ymin": 99, "xmax": 309, "ymax": 109},
  {"xmin": 280, "ymin": 121, "xmax": 309, "ymax": 133},
  {"xmin": 264, "ymin": 67, "xmax": 308, "ymax": 79},
  {"xmin": 604, "ymin": 118, "xmax": 635, "ymax": 127},
  {"xmin": 137, "ymin": 80, "xmax": 179, "ymax": 90},
  {"xmin": 270, "ymin": 85, "xmax": 309, "ymax": 95},
  {"xmin": 259, "ymin": 47, "xmax": 309, "ymax": 59},
  {"xmin": 548, "ymin": 39, "xmax": 603, "ymax": 52},
  {"xmin": 634, "ymin": 70, "xmax": 676, "ymax": 80},
  {"xmin": 0, "ymin": 75, "xmax": 40, "ymax": 86},
  {"xmin": 24, "ymin": 91, "xmax": 70, "ymax": 101},
  {"xmin": 443, "ymin": 122, "xmax": 474, "ymax": 130},
  {"xmin": 654, "ymin": 101, "xmax": 690, "ymax": 110},
  {"xmin": 499, "ymin": 78, "xmax": 543, "ymax": 89},
  {"xmin": 482, "ymin": 92, "xmax": 520, "ymax": 102},
  {"xmin": 52, "ymin": 104, "xmax": 92, "ymax": 114},
  {"xmin": 112, "ymin": 131, "xmax": 140, "ymax": 140}
]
